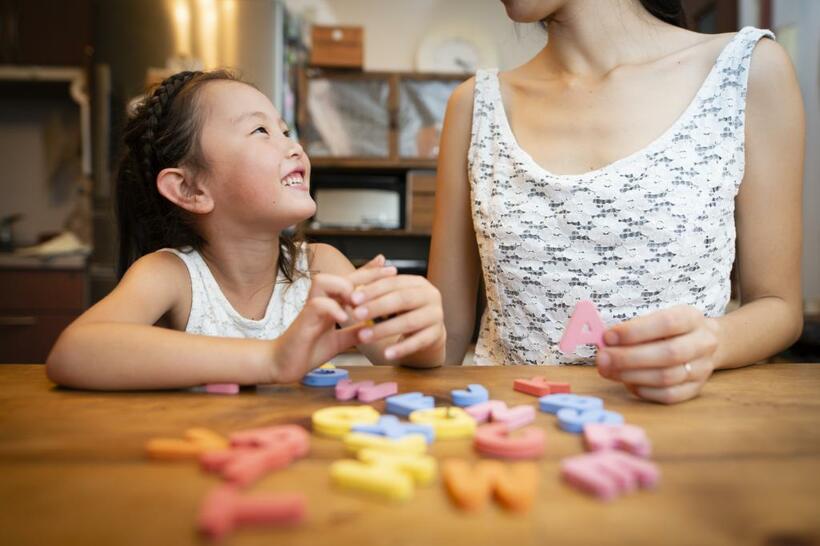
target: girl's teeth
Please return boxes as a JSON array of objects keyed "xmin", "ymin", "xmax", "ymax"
[{"xmin": 283, "ymin": 174, "xmax": 303, "ymax": 187}]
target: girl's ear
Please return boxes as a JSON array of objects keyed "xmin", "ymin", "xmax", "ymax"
[{"xmin": 156, "ymin": 168, "xmax": 214, "ymax": 214}]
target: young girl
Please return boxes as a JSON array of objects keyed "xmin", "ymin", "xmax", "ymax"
[
  {"xmin": 46, "ymin": 70, "xmax": 445, "ymax": 390},
  {"xmin": 429, "ymin": 0, "xmax": 804, "ymax": 403}
]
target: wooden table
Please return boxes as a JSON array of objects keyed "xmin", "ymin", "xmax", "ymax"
[{"xmin": 0, "ymin": 363, "xmax": 818, "ymax": 546}]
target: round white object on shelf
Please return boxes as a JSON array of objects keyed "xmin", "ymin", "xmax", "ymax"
[{"xmin": 415, "ymin": 27, "xmax": 498, "ymax": 74}]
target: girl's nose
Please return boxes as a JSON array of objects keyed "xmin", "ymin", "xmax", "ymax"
[{"xmin": 286, "ymin": 140, "xmax": 304, "ymax": 159}]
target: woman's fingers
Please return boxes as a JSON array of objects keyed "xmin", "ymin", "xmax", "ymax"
[
  {"xmin": 604, "ymin": 305, "xmax": 702, "ymax": 346},
  {"xmin": 612, "ymin": 357, "xmax": 712, "ymax": 387},
  {"xmin": 598, "ymin": 327, "xmax": 717, "ymax": 374},
  {"xmin": 351, "ymin": 285, "xmax": 435, "ymax": 323},
  {"xmin": 630, "ymin": 381, "xmax": 704, "ymax": 405}
]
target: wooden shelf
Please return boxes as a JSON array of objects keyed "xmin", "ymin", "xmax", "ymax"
[
  {"xmin": 303, "ymin": 228, "xmax": 430, "ymax": 238},
  {"xmin": 309, "ymin": 157, "xmax": 437, "ymax": 170}
]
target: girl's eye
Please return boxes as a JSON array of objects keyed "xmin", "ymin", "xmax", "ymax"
[
  {"xmin": 252, "ymin": 126, "xmax": 269, "ymax": 135},
  {"xmin": 282, "ymin": 128, "xmax": 292, "ymax": 138}
]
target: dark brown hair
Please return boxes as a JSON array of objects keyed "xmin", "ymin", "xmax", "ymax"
[
  {"xmin": 115, "ymin": 70, "xmax": 303, "ymax": 282},
  {"xmin": 541, "ymin": 0, "xmax": 687, "ymax": 29},
  {"xmin": 638, "ymin": 0, "xmax": 687, "ymax": 28}
]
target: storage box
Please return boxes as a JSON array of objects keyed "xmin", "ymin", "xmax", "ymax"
[{"xmin": 310, "ymin": 25, "xmax": 363, "ymax": 69}]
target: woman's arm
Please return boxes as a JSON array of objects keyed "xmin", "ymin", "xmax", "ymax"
[
  {"xmin": 597, "ymin": 39, "xmax": 805, "ymax": 403},
  {"xmin": 46, "ymin": 252, "xmax": 277, "ymax": 390},
  {"xmin": 713, "ymin": 38, "xmax": 804, "ymax": 367},
  {"xmin": 309, "ymin": 244, "xmax": 444, "ymax": 368},
  {"xmin": 427, "ymin": 78, "xmax": 483, "ymax": 365}
]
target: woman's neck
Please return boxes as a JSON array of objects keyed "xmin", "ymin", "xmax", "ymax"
[{"xmin": 538, "ymin": 0, "xmax": 678, "ymax": 78}]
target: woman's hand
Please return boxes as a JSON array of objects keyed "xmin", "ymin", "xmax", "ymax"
[
  {"xmin": 595, "ymin": 305, "xmax": 723, "ymax": 404},
  {"xmin": 348, "ymin": 274, "xmax": 446, "ymax": 363},
  {"xmin": 270, "ymin": 264, "xmax": 396, "ymax": 383}
]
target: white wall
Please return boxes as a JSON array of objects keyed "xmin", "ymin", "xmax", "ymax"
[{"xmin": 288, "ymin": 0, "xmax": 545, "ymax": 71}]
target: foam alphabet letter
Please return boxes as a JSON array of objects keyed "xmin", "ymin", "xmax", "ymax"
[
  {"xmin": 352, "ymin": 415, "xmax": 435, "ymax": 444},
  {"xmin": 583, "ymin": 423, "xmax": 652, "ymax": 458},
  {"xmin": 556, "ymin": 408, "xmax": 624, "ymax": 434},
  {"xmin": 559, "ymin": 300, "xmax": 606, "ymax": 355},
  {"xmin": 539, "ymin": 393, "xmax": 604, "ymax": 414},
  {"xmin": 385, "ymin": 392, "xmax": 435, "ymax": 417},
  {"xmin": 198, "ymin": 486, "xmax": 306, "ymax": 539},
  {"xmin": 442, "ymin": 459, "xmax": 540, "ymax": 512},
  {"xmin": 330, "ymin": 448, "xmax": 437, "ymax": 501},
  {"xmin": 560, "ymin": 450, "xmax": 660, "ymax": 501},
  {"xmin": 451, "ymin": 384, "xmax": 490, "ymax": 407}
]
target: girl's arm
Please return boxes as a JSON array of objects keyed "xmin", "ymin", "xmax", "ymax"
[
  {"xmin": 309, "ymin": 244, "xmax": 445, "ymax": 368},
  {"xmin": 597, "ymin": 40, "xmax": 805, "ymax": 403},
  {"xmin": 46, "ymin": 252, "xmax": 358, "ymax": 389},
  {"xmin": 427, "ymin": 78, "xmax": 483, "ymax": 364},
  {"xmin": 46, "ymin": 252, "xmax": 273, "ymax": 389}
]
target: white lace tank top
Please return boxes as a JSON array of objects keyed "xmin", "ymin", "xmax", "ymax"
[
  {"xmin": 159, "ymin": 246, "xmax": 311, "ymax": 339},
  {"xmin": 468, "ymin": 27, "xmax": 774, "ymax": 366}
]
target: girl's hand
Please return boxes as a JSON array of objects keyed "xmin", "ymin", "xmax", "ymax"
[
  {"xmin": 595, "ymin": 305, "xmax": 723, "ymax": 404},
  {"xmin": 270, "ymin": 265, "xmax": 396, "ymax": 383},
  {"xmin": 348, "ymin": 274, "xmax": 445, "ymax": 362}
]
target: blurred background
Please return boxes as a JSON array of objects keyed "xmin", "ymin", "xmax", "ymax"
[{"xmin": 0, "ymin": 0, "xmax": 817, "ymax": 363}]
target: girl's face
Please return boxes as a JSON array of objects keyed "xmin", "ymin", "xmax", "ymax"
[
  {"xmin": 499, "ymin": 0, "xmax": 569, "ymax": 22},
  {"xmin": 197, "ymin": 80, "xmax": 314, "ymax": 233}
]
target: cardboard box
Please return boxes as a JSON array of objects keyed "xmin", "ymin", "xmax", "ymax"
[{"xmin": 310, "ymin": 25, "xmax": 363, "ymax": 69}]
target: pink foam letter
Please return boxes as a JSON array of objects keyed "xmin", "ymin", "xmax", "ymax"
[{"xmin": 559, "ymin": 300, "xmax": 607, "ymax": 355}]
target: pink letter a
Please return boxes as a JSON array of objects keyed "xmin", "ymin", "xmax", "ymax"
[{"xmin": 559, "ymin": 300, "xmax": 606, "ymax": 355}]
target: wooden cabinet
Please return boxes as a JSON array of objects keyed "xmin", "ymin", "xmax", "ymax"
[
  {"xmin": 0, "ymin": 0, "xmax": 92, "ymax": 66},
  {"xmin": 0, "ymin": 267, "xmax": 87, "ymax": 363}
]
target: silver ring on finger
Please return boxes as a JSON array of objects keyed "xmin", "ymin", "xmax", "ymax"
[{"xmin": 683, "ymin": 362, "xmax": 693, "ymax": 381}]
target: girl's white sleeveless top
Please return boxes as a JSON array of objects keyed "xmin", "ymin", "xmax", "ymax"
[
  {"xmin": 468, "ymin": 27, "xmax": 773, "ymax": 365},
  {"xmin": 160, "ymin": 247, "xmax": 311, "ymax": 339}
]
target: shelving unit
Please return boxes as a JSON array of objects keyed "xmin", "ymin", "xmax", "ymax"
[{"xmin": 296, "ymin": 67, "xmax": 466, "ymax": 274}]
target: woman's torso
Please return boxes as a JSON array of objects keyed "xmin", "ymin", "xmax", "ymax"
[{"xmin": 467, "ymin": 27, "xmax": 773, "ymax": 365}]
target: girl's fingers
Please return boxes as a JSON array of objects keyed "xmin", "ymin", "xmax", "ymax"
[
  {"xmin": 346, "ymin": 265, "xmax": 398, "ymax": 293},
  {"xmin": 382, "ymin": 325, "xmax": 443, "ymax": 361},
  {"xmin": 357, "ymin": 306, "xmax": 439, "ymax": 344},
  {"xmin": 309, "ymin": 273, "xmax": 355, "ymax": 302},
  {"xmin": 604, "ymin": 305, "xmax": 702, "ymax": 346},
  {"xmin": 630, "ymin": 381, "xmax": 704, "ymax": 405},
  {"xmin": 303, "ymin": 296, "xmax": 349, "ymax": 325},
  {"xmin": 597, "ymin": 327, "xmax": 716, "ymax": 374},
  {"xmin": 329, "ymin": 323, "xmax": 367, "ymax": 354},
  {"xmin": 353, "ymin": 287, "xmax": 439, "ymax": 325},
  {"xmin": 612, "ymin": 357, "xmax": 712, "ymax": 387}
]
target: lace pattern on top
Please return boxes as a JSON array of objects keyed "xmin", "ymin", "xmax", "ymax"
[{"xmin": 467, "ymin": 27, "xmax": 774, "ymax": 365}]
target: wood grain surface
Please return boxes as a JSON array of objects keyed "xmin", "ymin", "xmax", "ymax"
[{"xmin": 0, "ymin": 363, "xmax": 818, "ymax": 546}]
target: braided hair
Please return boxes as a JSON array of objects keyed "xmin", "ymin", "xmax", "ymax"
[{"xmin": 115, "ymin": 70, "xmax": 303, "ymax": 282}]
